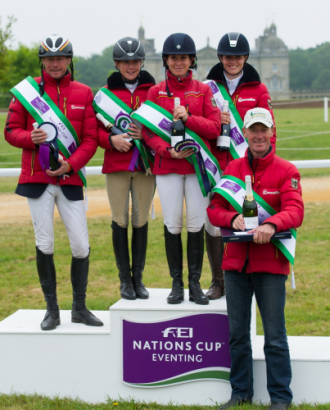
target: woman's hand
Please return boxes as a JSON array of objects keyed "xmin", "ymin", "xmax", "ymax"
[
  {"xmin": 173, "ymin": 105, "xmax": 188, "ymax": 123},
  {"xmin": 128, "ymin": 123, "xmax": 142, "ymax": 140},
  {"xmin": 111, "ymin": 134, "xmax": 133, "ymax": 152},
  {"xmin": 221, "ymin": 112, "xmax": 231, "ymax": 125},
  {"xmin": 31, "ymin": 129, "xmax": 47, "ymax": 145},
  {"xmin": 46, "ymin": 157, "xmax": 70, "ymax": 177},
  {"xmin": 248, "ymin": 223, "xmax": 276, "ymax": 244},
  {"xmin": 169, "ymin": 148, "xmax": 194, "ymax": 159},
  {"xmin": 232, "ymin": 214, "xmax": 245, "ymax": 231}
]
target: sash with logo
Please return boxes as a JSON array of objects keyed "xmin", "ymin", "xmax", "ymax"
[
  {"xmin": 10, "ymin": 76, "xmax": 87, "ymax": 186},
  {"xmin": 130, "ymin": 100, "xmax": 221, "ymax": 197},
  {"xmin": 213, "ymin": 175, "xmax": 297, "ymax": 269},
  {"xmin": 93, "ymin": 88, "xmax": 153, "ymax": 174},
  {"xmin": 204, "ymin": 80, "xmax": 248, "ymax": 164}
]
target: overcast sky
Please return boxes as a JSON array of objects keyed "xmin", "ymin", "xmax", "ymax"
[{"xmin": 1, "ymin": 0, "xmax": 328, "ymax": 58}]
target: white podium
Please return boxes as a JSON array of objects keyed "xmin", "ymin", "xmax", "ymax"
[{"xmin": 0, "ymin": 289, "xmax": 329, "ymax": 405}]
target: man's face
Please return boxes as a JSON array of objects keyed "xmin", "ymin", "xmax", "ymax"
[
  {"xmin": 243, "ymin": 122, "xmax": 273, "ymax": 158},
  {"xmin": 42, "ymin": 56, "xmax": 71, "ymax": 79}
]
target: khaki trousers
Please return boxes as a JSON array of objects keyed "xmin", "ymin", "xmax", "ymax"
[{"xmin": 106, "ymin": 171, "xmax": 155, "ymax": 228}]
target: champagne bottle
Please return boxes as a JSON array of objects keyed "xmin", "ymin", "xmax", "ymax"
[
  {"xmin": 171, "ymin": 97, "xmax": 185, "ymax": 147},
  {"xmin": 216, "ymin": 100, "xmax": 230, "ymax": 151},
  {"xmin": 243, "ymin": 175, "xmax": 259, "ymax": 230}
]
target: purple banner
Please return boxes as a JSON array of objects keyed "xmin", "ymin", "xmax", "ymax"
[
  {"xmin": 123, "ymin": 313, "xmax": 230, "ymax": 386},
  {"xmin": 208, "ymin": 81, "xmax": 219, "ymax": 95},
  {"xmin": 158, "ymin": 118, "xmax": 172, "ymax": 133},
  {"xmin": 221, "ymin": 180, "xmax": 241, "ymax": 194},
  {"xmin": 31, "ymin": 97, "xmax": 50, "ymax": 114},
  {"xmin": 230, "ymin": 127, "xmax": 245, "ymax": 146},
  {"xmin": 205, "ymin": 158, "xmax": 217, "ymax": 175}
]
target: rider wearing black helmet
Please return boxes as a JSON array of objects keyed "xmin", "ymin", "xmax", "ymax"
[
  {"xmin": 204, "ymin": 32, "xmax": 277, "ymax": 302},
  {"xmin": 94, "ymin": 36, "xmax": 155, "ymax": 301},
  {"xmin": 143, "ymin": 33, "xmax": 221, "ymax": 306},
  {"xmin": 5, "ymin": 34, "xmax": 103, "ymax": 331}
]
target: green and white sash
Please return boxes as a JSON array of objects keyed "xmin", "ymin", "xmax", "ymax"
[
  {"xmin": 213, "ymin": 175, "xmax": 297, "ymax": 267},
  {"xmin": 204, "ymin": 80, "xmax": 248, "ymax": 162},
  {"xmin": 10, "ymin": 76, "xmax": 87, "ymax": 186},
  {"xmin": 93, "ymin": 88, "xmax": 153, "ymax": 174},
  {"xmin": 130, "ymin": 100, "xmax": 221, "ymax": 197}
]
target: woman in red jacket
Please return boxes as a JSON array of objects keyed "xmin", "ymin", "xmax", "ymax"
[
  {"xmin": 143, "ymin": 33, "xmax": 221, "ymax": 305},
  {"xmin": 204, "ymin": 32, "xmax": 277, "ymax": 301},
  {"xmin": 95, "ymin": 37, "xmax": 155, "ymax": 301}
]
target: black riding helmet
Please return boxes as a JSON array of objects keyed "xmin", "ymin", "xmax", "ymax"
[
  {"xmin": 217, "ymin": 32, "xmax": 250, "ymax": 57},
  {"xmin": 38, "ymin": 35, "xmax": 74, "ymax": 96},
  {"xmin": 113, "ymin": 37, "xmax": 145, "ymax": 61},
  {"xmin": 162, "ymin": 33, "xmax": 197, "ymax": 70}
]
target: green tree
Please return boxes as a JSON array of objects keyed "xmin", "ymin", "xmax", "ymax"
[{"xmin": 0, "ymin": 16, "xmax": 16, "ymax": 85}]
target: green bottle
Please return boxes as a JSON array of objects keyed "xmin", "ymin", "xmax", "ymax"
[{"xmin": 243, "ymin": 175, "xmax": 259, "ymax": 230}]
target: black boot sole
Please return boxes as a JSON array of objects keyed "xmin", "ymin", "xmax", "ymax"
[
  {"xmin": 121, "ymin": 294, "xmax": 137, "ymax": 300},
  {"xmin": 189, "ymin": 295, "xmax": 209, "ymax": 305},
  {"xmin": 167, "ymin": 298, "xmax": 184, "ymax": 304},
  {"xmin": 71, "ymin": 318, "xmax": 103, "ymax": 326}
]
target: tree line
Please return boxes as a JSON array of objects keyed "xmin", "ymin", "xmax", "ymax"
[{"xmin": 1, "ymin": 16, "xmax": 330, "ymax": 99}]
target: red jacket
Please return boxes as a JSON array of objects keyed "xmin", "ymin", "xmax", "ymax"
[
  {"xmin": 207, "ymin": 63, "xmax": 276, "ymax": 172},
  {"xmin": 143, "ymin": 70, "xmax": 221, "ymax": 175},
  {"xmin": 207, "ymin": 148, "xmax": 304, "ymax": 275},
  {"xmin": 4, "ymin": 70, "xmax": 97, "ymax": 186},
  {"xmin": 97, "ymin": 71, "xmax": 155, "ymax": 173}
]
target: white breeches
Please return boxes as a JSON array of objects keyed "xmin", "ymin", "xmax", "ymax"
[{"xmin": 28, "ymin": 184, "xmax": 89, "ymax": 258}]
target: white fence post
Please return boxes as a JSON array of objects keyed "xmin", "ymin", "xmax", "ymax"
[{"xmin": 324, "ymin": 97, "xmax": 328, "ymax": 123}]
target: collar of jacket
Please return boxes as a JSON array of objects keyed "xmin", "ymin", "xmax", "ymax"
[
  {"xmin": 246, "ymin": 145, "xmax": 273, "ymax": 172},
  {"xmin": 207, "ymin": 62, "xmax": 260, "ymax": 89},
  {"xmin": 166, "ymin": 69, "xmax": 193, "ymax": 91},
  {"xmin": 42, "ymin": 69, "xmax": 71, "ymax": 88},
  {"xmin": 107, "ymin": 70, "xmax": 155, "ymax": 90}
]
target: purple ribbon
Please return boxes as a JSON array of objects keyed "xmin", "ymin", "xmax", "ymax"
[
  {"xmin": 128, "ymin": 146, "xmax": 139, "ymax": 172},
  {"xmin": 38, "ymin": 143, "xmax": 53, "ymax": 184}
]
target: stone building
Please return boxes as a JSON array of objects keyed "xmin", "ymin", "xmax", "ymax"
[{"xmin": 140, "ymin": 23, "xmax": 290, "ymax": 100}]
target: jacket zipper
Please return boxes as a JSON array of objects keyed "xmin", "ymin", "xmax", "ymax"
[
  {"xmin": 63, "ymin": 97, "xmax": 67, "ymax": 117},
  {"xmin": 57, "ymin": 83, "xmax": 60, "ymax": 107}
]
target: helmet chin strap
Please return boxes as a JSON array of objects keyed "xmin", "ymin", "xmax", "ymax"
[
  {"xmin": 223, "ymin": 68, "xmax": 243, "ymax": 78},
  {"xmin": 121, "ymin": 74, "xmax": 140, "ymax": 84}
]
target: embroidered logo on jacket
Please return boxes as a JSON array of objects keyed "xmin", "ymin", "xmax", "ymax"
[
  {"xmin": 291, "ymin": 179, "xmax": 298, "ymax": 189},
  {"xmin": 71, "ymin": 105, "xmax": 85, "ymax": 109},
  {"xmin": 263, "ymin": 189, "xmax": 280, "ymax": 195},
  {"xmin": 238, "ymin": 97, "xmax": 256, "ymax": 102}
]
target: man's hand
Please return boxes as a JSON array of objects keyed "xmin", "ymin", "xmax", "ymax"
[
  {"xmin": 221, "ymin": 112, "xmax": 231, "ymax": 125},
  {"xmin": 248, "ymin": 223, "xmax": 276, "ymax": 244},
  {"xmin": 111, "ymin": 134, "xmax": 133, "ymax": 152},
  {"xmin": 173, "ymin": 105, "xmax": 188, "ymax": 123},
  {"xmin": 46, "ymin": 157, "xmax": 71, "ymax": 177},
  {"xmin": 31, "ymin": 129, "xmax": 47, "ymax": 145},
  {"xmin": 169, "ymin": 148, "xmax": 194, "ymax": 159},
  {"xmin": 232, "ymin": 214, "xmax": 245, "ymax": 231},
  {"xmin": 128, "ymin": 123, "xmax": 142, "ymax": 140}
]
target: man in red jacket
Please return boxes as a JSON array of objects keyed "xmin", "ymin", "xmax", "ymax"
[
  {"xmin": 4, "ymin": 35, "xmax": 103, "ymax": 330},
  {"xmin": 207, "ymin": 108, "xmax": 304, "ymax": 410}
]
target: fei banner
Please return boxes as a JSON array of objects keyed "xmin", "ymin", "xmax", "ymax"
[{"xmin": 123, "ymin": 313, "xmax": 230, "ymax": 388}]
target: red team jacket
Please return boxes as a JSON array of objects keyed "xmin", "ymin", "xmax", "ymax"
[
  {"xmin": 143, "ymin": 70, "xmax": 221, "ymax": 175},
  {"xmin": 207, "ymin": 148, "xmax": 304, "ymax": 275},
  {"xmin": 206, "ymin": 63, "xmax": 276, "ymax": 172},
  {"xmin": 5, "ymin": 70, "xmax": 97, "ymax": 187},
  {"xmin": 97, "ymin": 71, "xmax": 155, "ymax": 174}
]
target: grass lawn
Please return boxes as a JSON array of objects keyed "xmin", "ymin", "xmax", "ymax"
[{"xmin": 0, "ymin": 108, "xmax": 330, "ymax": 408}]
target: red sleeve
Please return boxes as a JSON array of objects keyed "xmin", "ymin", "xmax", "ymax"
[
  {"xmin": 264, "ymin": 165, "xmax": 304, "ymax": 231},
  {"xmin": 4, "ymin": 97, "xmax": 36, "ymax": 150},
  {"xmin": 67, "ymin": 88, "xmax": 98, "ymax": 172},
  {"xmin": 97, "ymin": 117, "xmax": 112, "ymax": 150},
  {"xmin": 142, "ymin": 87, "xmax": 173, "ymax": 159},
  {"xmin": 257, "ymin": 83, "xmax": 276, "ymax": 152},
  {"xmin": 185, "ymin": 86, "xmax": 221, "ymax": 140}
]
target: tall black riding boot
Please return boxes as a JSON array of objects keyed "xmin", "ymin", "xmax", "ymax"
[
  {"xmin": 164, "ymin": 225, "xmax": 184, "ymax": 304},
  {"xmin": 71, "ymin": 251, "xmax": 104, "ymax": 326},
  {"xmin": 205, "ymin": 231, "xmax": 225, "ymax": 300},
  {"xmin": 112, "ymin": 221, "xmax": 136, "ymax": 300},
  {"xmin": 188, "ymin": 227, "xmax": 209, "ymax": 305},
  {"xmin": 132, "ymin": 223, "xmax": 149, "ymax": 299},
  {"xmin": 36, "ymin": 246, "xmax": 60, "ymax": 331}
]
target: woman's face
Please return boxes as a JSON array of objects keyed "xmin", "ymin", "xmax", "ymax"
[
  {"xmin": 115, "ymin": 60, "xmax": 143, "ymax": 81},
  {"xmin": 219, "ymin": 55, "xmax": 248, "ymax": 78},
  {"xmin": 166, "ymin": 55, "xmax": 193, "ymax": 78}
]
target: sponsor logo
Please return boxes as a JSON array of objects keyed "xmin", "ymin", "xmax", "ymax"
[
  {"xmin": 263, "ymin": 189, "xmax": 280, "ymax": 195},
  {"xmin": 71, "ymin": 105, "xmax": 85, "ymax": 109},
  {"xmin": 291, "ymin": 179, "xmax": 298, "ymax": 189},
  {"xmin": 205, "ymin": 158, "xmax": 217, "ymax": 175},
  {"xmin": 158, "ymin": 118, "xmax": 172, "ymax": 133},
  {"xmin": 159, "ymin": 91, "xmax": 173, "ymax": 96},
  {"xmin": 185, "ymin": 91, "xmax": 201, "ymax": 95},
  {"xmin": 238, "ymin": 97, "xmax": 256, "ymax": 102},
  {"xmin": 162, "ymin": 327, "xmax": 193, "ymax": 338},
  {"xmin": 268, "ymin": 99, "xmax": 273, "ymax": 110},
  {"xmin": 115, "ymin": 111, "xmax": 131, "ymax": 132},
  {"xmin": 208, "ymin": 81, "xmax": 219, "ymax": 95},
  {"xmin": 31, "ymin": 97, "xmax": 50, "ymax": 115},
  {"xmin": 230, "ymin": 127, "xmax": 245, "ymax": 146},
  {"xmin": 221, "ymin": 180, "xmax": 241, "ymax": 194},
  {"xmin": 211, "ymin": 97, "xmax": 217, "ymax": 107}
]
